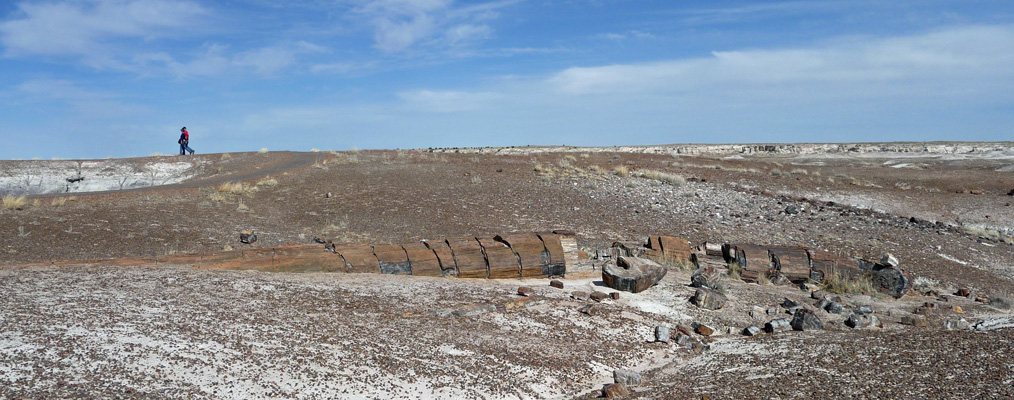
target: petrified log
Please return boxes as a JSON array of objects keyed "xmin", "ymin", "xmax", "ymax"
[
  {"xmin": 602, "ymin": 256, "xmax": 667, "ymax": 293},
  {"xmin": 659, "ymin": 235, "xmax": 693, "ymax": 260},
  {"xmin": 555, "ymin": 230, "xmax": 581, "ymax": 268},
  {"xmin": 402, "ymin": 242, "xmax": 442, "ymax": 277},
  {"xmin": 496, "ymin": 233, "xmax": 550, "ymax": 278},
  {"xmin": 423, "ymin": 240, "xmax": 458, "ymax": 277},
  {"xmin": 536, "ymin": 233, "xmax": 567, "ymax": 277},
  {"xmin": 334, "ymin": 244, "xmax": 378, "ymax": 273},
  {"xmin": 731, "ymin": 244, "xmax": 772, "ymax": 282},
  {"xmin": 806, "ymin": 249, "xmax": 863, "ymax": 282},
  {"xmin": 690, "ymin": 266, "xmax": 723, "ymax": 290},
  {"xmin": 373, "ymin": 244, "xmax": 411, "ymax": 275},
  {"xmin": 477, "ymin": 236, "xmax": 520, "ymax": 279},
  {"xmin": 703, "ymin": 242, "xmax": 725, "ymax": 257},
  {"xmin": 611, "ymin": 241, "xmax": 645, "ymax": 258},
  {"xmin": 768, "ymin": 246, "xmax": 810, "ymax": 283},
  {"xmin": 446, "ymin": 237, "xmax": 488, "ymax": 279}
]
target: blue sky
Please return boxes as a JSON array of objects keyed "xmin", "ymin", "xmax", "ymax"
[{"xmin": 1, "ymin": 0, "xmax": 1012, "ymax": 159}]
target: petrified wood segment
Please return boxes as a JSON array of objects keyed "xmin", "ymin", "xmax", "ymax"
[
  {"xmin": 768, "ymin": 246, "xmax": 811, "ymax": 283},
  {"xmin": 659, "ymin": 236, "xmax": 693, "ymax": 260},
  {"xmin": 402, "ymin": 243, "xmax": 442, "ymax": 277},
  {"xmin": 497, "ymin": 233, "xmax": 550, "ymax": 278},
  {"xmin": 424, "ymin": 240, "xmax": 458, "ymax": 277},
  {"xmin": 731, "ymin": 244, "xmax": 771, "ymax": 282},
  {"xmin": 477, "ymin": 236, "xmax": 521, "ymax": 279},
  {"xmin": 446, "ymin": 237, "xmax": 488, "ymax": 279},
  {"xmin": 807, "ymin": 249, "xmax": 863, "ymax": 282},
  {"xmin": 536, "ymin": 233, "xmax": 567, "ymax": 277},
  {"xmin": 334, "ymin": 244, "xmax": 379, "ymax": 273},
  {"xmin": 556, "ymin": 231, "xmax": 581, "ymax": 268},
  {"xmin": 602, "ymin": 256, "xmax": 667, "ymax": 293}
]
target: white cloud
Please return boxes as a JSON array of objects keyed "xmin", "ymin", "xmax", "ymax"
[
  {"xmin": 0, "ymin": 0, "xmax": 206, "ymax": 63},
  {"xmin": 348, "ymin": 0, "xmax": 513, "ymax": 53},
  {"xmin": 397, "ymin": 89, "xmax": 500, "ymax": 112},
  {"xmin": 233, "ymin": 41, "xmax": 325, "ymax": 76},
  {"xmin": 550, "ymin": 25, "xmax": 1014, "ymax": 99}
]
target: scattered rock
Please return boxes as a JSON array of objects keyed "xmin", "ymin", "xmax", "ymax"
[
  {"xmin": 693, "ymin": 322, "xmax": 714, "ymax": 336},
  {"xmin": 579, "ymin": 304, "xmax": 598, "ymax": 315},
  {"xmin": 610, "ymin": 292, "xmax": 620, "ymax": 300},
  {"xmin": 845, "ymin": 313, "xmax": 881, "ymax": 329},
  {"xmin": 690, "ymin": 287, "xmax": 727, "ymax": 310},
  {"xmin": 517, "ymin": 286, "xmax": 533, "ymax": 296},
  {"xmin": 239, "ymin": 230, "xmax": 257, "ymax": 244},
  {"xmin": 957, "ymin": 287, "xmax": 972, "ymax": 297},
  {"xmin": 785, "ymin": 205, "xmax": 799, "ymax": 214},
  {"xmin": 590, "ymin": 291, "xmax": 609, "ymax": 302},
  {"xmin": 765, "ymin": 318, "xmax": 791, "ymax": 333},
  {"xmin": 743, "ymin": 326, "xmax": 763, "ymax": 336},
  {"xmin": 856, "ymin": 305, "xmax": 874, "ymax": 315},
  {"xmin": 750, "ymin": 306, "xmax": 766, "ymax": 321},
  {"xmin": 571, "ymin": 291, "xmax": 589, "ymax": 299},
  {"xmin": 602, "ymin": 256, "xmax": 668, "ymax": 293},
  {"xmin": 654, "ymin": 326, "xmax": 670, "ymax": 343},
  {"xmin": 951, "ymin": 306, "xmax": 963, "ymax": 314},
  {"xmin": 800, "ymin": 282, "xmax": 820, "ymax": 292},
  {"xmin": 602, "ymin": 383, "xmax": 630, "ymax": 398},
  {"xmin": 690, "ymin": 266, "xmax": 723, "ymax": 290},
  {"xmin": 613, "ymin": 369, "xmax": 641, "ymax": 386},
  {"xmin": 781, "ymin": 297, "xmax": 800, "ymax": 309},
  {"xmin": 901, "ymin": 314, "xmax": 928, "ymax": 327},
  {"xmin": 880, "ymin": 252, "xmax": 900, "ymax": 267},
  {"xmin": 790, "ymin": 309, "xmax": 824, "ymax": 331},
  {"xmin": 943, "ymin": 317, "xmax": 970, "ymax": 330},
  {"xmin": 549, "ymin": 280, "xmax": 564, "ymax": 289}
]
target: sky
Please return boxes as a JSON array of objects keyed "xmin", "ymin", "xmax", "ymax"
[{"xmin": 0, "ymin": 0, "xmax": 1012, "ymax": 159}]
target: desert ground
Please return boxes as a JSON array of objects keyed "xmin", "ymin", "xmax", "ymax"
[{"xmin": 1, "ymin": 142, "xmax": 1013, "ymax": 399}]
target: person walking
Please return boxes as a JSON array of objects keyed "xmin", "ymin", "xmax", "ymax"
[{"xmin": 178, "ymin": 127, "xmax": 194, "ymax": 155}]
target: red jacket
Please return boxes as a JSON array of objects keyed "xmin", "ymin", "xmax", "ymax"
[{"xmin": 182, "ymin": 130, "xmax": 189, "ymax": 141}]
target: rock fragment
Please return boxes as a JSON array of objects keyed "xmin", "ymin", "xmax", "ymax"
[
  {"xmin": 654, "ymin": 326, "xmax": 670, "ymax": 343},
  {"xmin": 239, "ymin": 230, "xmax": 257, "ymax": 244},
  {"xmin": 602, "ymin": 256, "xmax": 667, "ymax": 293},
  {"xmin": 590, "ymin": 291, "xmax": 609, "ymax": 302},
  {"xmin": 690, "ymin": 266, "xmax": 723, "ymax": 290},
  {"xmin": 845, "ymin": 313, "xmax": 881, "ymax": 329},
  {"xmin": 549, "ymin": 280, "xmax": 565, "ymax": 289},
  {"xmin": 602, "ymin": 383, "xmax": 630, "ymax": 398},
  {"xmin": 743, "ymin": 326, "xmax": 763, "ymax": 336},
  {"xmin": 790, "ymin": 309, "xmax": 824, "ymax": 331},
  {"xmin": 690, "ymin": 287, "xmax": 727, "ymax": 310},
  {"xmin": 613, "ymin": 369, "xmax": 641, "ymax": 386},
  {"xmin": 943, "ymin": 317, "xmax": 970, "ymax": 330},
  {"xmin": 901, "ymin": 314, "xmax": 928, "ymax": 327},
  {"xmin": 765, "ymin": 318, "xmax": 791, "ymax": 333}
]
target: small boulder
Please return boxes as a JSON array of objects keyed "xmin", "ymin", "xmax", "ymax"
[
  {"xmin": 743, "ymin": 326, "xmax": 763, "ymax": 336},
  {"xmin": 901, "ymin": 314, "xmax": 928, "ymax": 327},
  {"xmin": 590, "ymin": 291, "xmax": 609, "ymax": 302},
  {"xmin": 571, "ymin": 291, "xmax": 589, "ymax": 299},
  {"xmin": 856, "ymin": 305, "xmax": 874, "ymax": 315},
  {"xmin": 785, "ymin": 205, "xmax": 799, "ymax": 215},
  {"xmin": 943, "ymin": 317, "xmax": 970, "ymax": 330},
  {"xmin": 790, "ymin": 309, "xmax": 824, "ymax": 331},
  {"xmin": 239, "ymin": 230, "xmax": 257, "ymax": 244},
  {"xmin": 845, "ymin": 313, "xmax": 881, "ymax": 329},
  {"xmin": 872, "ymin": 266, "xmax": 914, "ymax": 298},
  {"xmin": 690, "ymin": 287, "xmax": 727, "ymax": 310},
  {"xmin": 579, "ymin": 304, "xmax": 598, "ymax": 315},
  {"xmin": 602, "ymin": 256, "xmax": 668, "ymax": 293},
  {"xmin": 695, "ymin": 323, "xmax": 715, "ymax": 336},
  {"xmin": 517, "ymin": 286, "xmax": 533, "ymax": 296},
  {"xmin": 765, "ymin": 318, "xmax": 791, "ymax": 333},
  {"xmin": 602, "ymin": 383, "xmax": 630, "ymax": 398},
  {"xmin": 613, "ymin": 369, "xmax": 641, "ymax": 386},
  {"xmin": 749, "ymin": 306, "xmax": 766, "ymax": 321},
  {"xmin": 610, "ymin": 292, "xmax": 620, "ymax": 300},
  {"xmin": 880, "ymin": 253, "xmax": 900, "ymax": 267},
  {"xmin": 691, "ymin": 266, "xmax": 723, "ymax": 290},
  {"xmin": 549, "ymin": 280, "xmax": 564, "ymax": 289},
  {"xmin": 654, "ymin": 326, "xmax": 670, "ymax": 343}
]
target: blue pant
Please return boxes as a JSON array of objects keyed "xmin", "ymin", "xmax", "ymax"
[{"xmin": 180, "ymin": 142, "xmax": 194, "ymax": 155}]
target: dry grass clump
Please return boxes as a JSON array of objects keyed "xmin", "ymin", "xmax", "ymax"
[
  {"xmin": 3, "ymin": 195, "xmax": 28, "ymax": 210},
  {"xmin": 258, "ymin": 148, "xmax": 269, "ymax": 154},
  {"xmin": 727, "ymin": 262, "xmax": 743, "ymax": 280},
  {"xmin": 756, "ymin": 273, "xmax": 772, "ymax": 285},
  {"xmin": 208, "ymin": 191, "xmax": 228, "ymax": 202},
  {"xmin": 633, "ymin": 169, "xmax": 685, "ymax": 185},
  {"xmin": 256, "ymin": 178, "xmax": 278, "ymax": 187},
  {"xmin": 646, "ymin": 252, "xmax": 695, "ymax": 272},
  {"xmin": 820, "ymin": 269, "xmax": 875, "ymax": 295},
  {"xmin": 791, "ymin": 168, "xmax": 810, "ymax": 175},
  {"xmin": 220, "ymin": 153, "xmax": 233, "ymax": 160},
  {"xmin": 51, "ymin": 197, "xmax": 67, "ymax": 207},
  {"xmin": 589, "ymin": 165, "xmax": 608, "ymax": 175},
  {"xmin": 990, "ymin": 295, "xmax": 1013, "ymax": 310},
  {"xmin": 216, "ymin": 182, "xmax": 257, "ymax": 196},
  {"xmin": 558, "ymin": 155, "xmax": 577, "ymax": 169},
  {"xmin": 612, "ymin": 165, "xmax": 629, "ymax": 177},
  {"xmin": 470, "ymin": 175, "xmax": 482, "ymax": 185}
]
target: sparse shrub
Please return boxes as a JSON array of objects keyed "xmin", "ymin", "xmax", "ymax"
[
  {"xmin": 612, "ymin": 166, "xmax": 629, "ymax": 177},
  {"xmin": 756, "ymin": 273, "xmax": 771, "ymax": 285},
  {"xmin": 771, "ymin": 169, "xmax": 789, "ymax": 177},
  {"xmin": 727, "ymin": 262, "xmax": 743, "ymax": 280},
  {"xmin": 580, "ymin": 153, "xmax": 590, "ymax": 158},
  {"xmin": 646, "ymin": 252, "xmax": 695, "ymax": 271},
  {"xmin": 208, "ymin": 192, "xmax": 228, "ymax": 202},
  {"xmin": 349, "ymin": 146, "xmax": 360, "ymax": 153},
  {"xmin": 310, "ymin": 148, "xmax": 320, "ymax": 152},
  {"xmin": 220, "ymin": 153, "xmax": 232, "ymax": 160},
  {"xmin": 217, "ymin": 182, "xmax": 257, "ymax": 196},
  {"xmin": 51, "ymin": 197, "xmax": 67, "ymax": 207},
  {"xmin": 990, "ymin": 295, "xmax": 1013, "ymax": 310},
  {"xmin": 589, "ymin": 165, "xmax": 607, "ymax": 175},
  {"xmin": 558, "ymin": 155, "xmax": 576, "ymax": 169},
  {"xmin": 258, "ymin": 148, "xmax": 269, "ymax": 154},
  {"xmin": 236, "ymin": 202, "xmax": 250, "ymax": 212},
  {"xmin": 820, "ymin": 269, "xmax": 875, "ymax": 295},
  {"xmin": 17, "ymin": 226, "xmax": 29, "ymax": 238},
  {"xmin": 791, "ymin": 168, "xmax": 809, "ymax": 175},
  {"xmin": 256, "ymin": 178, "xmax": 278, "ymax": 187},
  {"xmin": 633, "ymin": 169, "xmax": 685, "ymax": 185},
  {"xmin": 150, "ymin": 153, "xmax": 163, "ymax": 157},
  {"xmin": 470, "ymin": 175, "xmax": 482, "ymax": 185},
  {"xmin": 2, "ymin": 195, "xmax": 28, "ymax": 210}
]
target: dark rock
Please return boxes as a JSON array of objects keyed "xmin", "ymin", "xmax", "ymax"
[
  {"xmin": 517, "ymin": 286, "xmax": 533, "ymax": 296},
  {"xmin": 690, "ymin": 266, "xmax": 724, "ymax": 290},
  {"xmin": 785, "ymin": 205, "xmax": 799, "ymax": 214},
  {"xmin": 765, "ymin": 318, "xmax": 791, "ymax": 333},
  {"xmin": 695, "ymin": 323, "xmax": 714, "ymax": 336},
  {"xmin": 571, "ymin": 291, "xmax": 589, "ymax": 299},
  {"xmin": 743, "ymin": 326, "xmax": 763, "ymax": 336},
  {"xmin": 610, "ymin": 292, "xmax": 620, "ymax": 300},
  {"xmin": 579, "ymin": 304, "xmax": 598, "ymax": 315},
  {"xmin": 781, "ymin": 297, "xmax": 801, "ymax": 309},
  {"xmin": 825, "ymin": 301, "xmax": 844, "ymax": 314},
  {"xmin": 312, "ymin": 237, "xmax": 326, "ymax": 244},
  {"xmin": 602, "ymin": 256, "xmax": 668, "ymax": 293},
  {"xmin": 872, "ymin": 266, "xmax": 913, "ymax": 298},
  {"xmin": 901, "ymin": 314, "xmax": 928, "ymax": 327},
  {"xmin": 690, "ymin": 287, "xmax": 727, "ymax": 310},
  {"xmin": 549, "ymin": 280, "xmax": 564, "ymax": 289},
  {"xmin": 613, "ymin": 369, "xmax": 641, "ymax": 386},
  {"xmin": 790, "ymin": 309, "xmax": 824, "ymax": 331},
  {"xmin": 239, "ymin": 230, "xmax": 257, "ymax": 244},
  {"xmin": 602, "ymin": 383, "xmax": 630, "ymax": 398},
  {"xmin": 957, "ymin": 287, "xmax": 971, "ymax": 297},
  {"xmin": 856, "ymin": 305, "xmax": 874, "ymax": 314},
  {"xmin": 590, "ymin": 291, "xmax": 609, "ymax": 302},
  {"xmin": 943, "ymin": 317, "xmax": 970, "ymax": 330},
  {"xmin": 845, "ymin": 313, "xmax": 881, "ymax": 329},
  {"xmin": 655, "ymin": 326, "xmax": 670, "ymax": 343}
]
